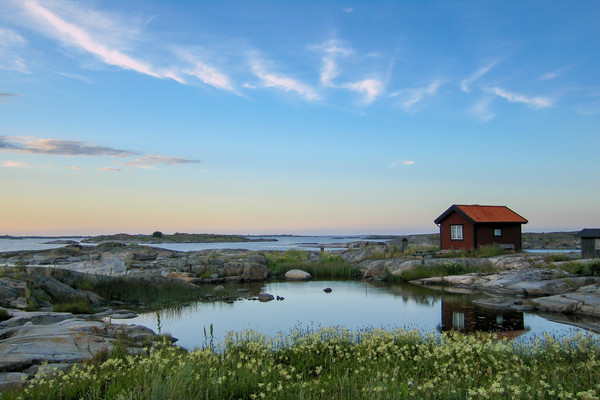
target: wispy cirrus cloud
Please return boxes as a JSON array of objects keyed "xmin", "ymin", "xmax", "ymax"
[
  {"xmin": 484, "ymin": 86, "xmax": 552, "ymax": 109},
  {"xmin": 342, "ymin": 79, "xmax": 384, "ymax": 104},
  {"xmin": 538, "ymin": 66, "xmax": 570, "ymax": 81},
  {"xmin": 391, "ymin": 80, "xmax": 442, "ymax": 111},
  {"xmin": 249, "ymin": 59, "xmax": 320, "ymax": 101},
  {"xmin": 0, "ymin": 27, "xmax": 28, "ymax": 73},
  {"xmin": 98, "ymin": 167, "xmax": 121, "ymax": 172},
  {"xmin": 461, "ymin": 62, "xmax": 498, "ymax": 93},
  {"xmin": 317, "ymin": 40, "xmax": 384, "ymax": 104},
  {"xmin": 14, "ymin": 0, "xmax": 233, "ymax": 91},
  {"xmin": 389, "ymin": 160, "xmax": 415, "ymax": 168},
  {"xmin": 176, "ymin": 49, "xmax": 233, "ymax": 91},
  {"xmin": 122, "ymin": 155, "xmax": 201, "ymax": 169}
]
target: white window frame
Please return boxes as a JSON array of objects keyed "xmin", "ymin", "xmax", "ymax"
[
  {"xmin": 450, "ymin": 225, "xmax": 463, "ymax": 240},
  {"xmin": 494, "ymin": 228, "xmax": 502, "ymax": 237},
  {"xmin": 452, "ymin": 312, "xmax": 465, "ymax": 329}
]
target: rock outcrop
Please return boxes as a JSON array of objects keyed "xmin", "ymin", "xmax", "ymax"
[
  {"xmin": 284, "ymin": 269, "xmax": 312, "ymax": 280},
  {"xmin": 0, "ymin": 310, "xmax": 159, "ymax": 390}
]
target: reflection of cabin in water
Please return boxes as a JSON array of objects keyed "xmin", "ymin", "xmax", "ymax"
[
  {"xmin": 440, "ymin": 299, "xmax": 527, "ymax": 339},
  {"xmin": 434, "ymin": 204, "xmax": 528, "ymax": 251},
  {"xmin": 578, "ymin": 229, "xmax": 600, "ymax": 259}
]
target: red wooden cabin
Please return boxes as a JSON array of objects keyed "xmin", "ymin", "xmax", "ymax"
[{"xmin": 434, "ymin": 204, "xmax": 528, "ymax": 251}]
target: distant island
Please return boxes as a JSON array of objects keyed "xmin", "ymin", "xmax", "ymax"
[{"xmin": 81, "ymin": 232, "xmax": 277, "ymax": 244}]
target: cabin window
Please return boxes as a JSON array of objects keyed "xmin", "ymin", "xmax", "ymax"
[
  {"xmin": 450, "ymin": 225, "xmax": 463, "ymax": 240},
  {"xmin": 452, "ymin": 312, "xmax": 465, "ymax": 329},
  {"xmin": 494, "ymin": 228, "xmax": 502, "ymax": 237}
]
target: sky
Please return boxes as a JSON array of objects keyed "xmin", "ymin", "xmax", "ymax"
[{"xmin": 1, "ymin": 0, "xmax": 599, "ymax": 236}]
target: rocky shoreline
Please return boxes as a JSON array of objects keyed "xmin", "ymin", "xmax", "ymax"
[{"xmin": 1, "ymin": 240, "xmax": 599, "ymax": 391}]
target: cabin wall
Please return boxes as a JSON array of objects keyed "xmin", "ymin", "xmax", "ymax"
[
  {"xmin": 581, "ymin": 237, "xmax": 600, "ymax": 259},
  {"xmin": 474, "ymin": 223, "xmax": 523, "ymax": 251},
  {"xmin": 440, "ymin": 212, "xmax": 474, "ymax": 250}
]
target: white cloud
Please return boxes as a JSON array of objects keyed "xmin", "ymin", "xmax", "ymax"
[
  {"xmin": 461, "ymin": 62, "xmax": 498, "ymax": 93},
  {"xmin": 250, "ymin": 60, "xmax": 320, "ymax": 101},
  {"xmin": 470, "ymin": 96, "xmax": 496, "ymax": 122},
  {"xmin": 177, "ymin": 50, "xmax": 233, "ymax": 90},
  {"xmin": 342, "ymin": 79, "xmax": 384, "ymax": 104},
  {"xmin": 389, "ymin": 160, "xmax": 415, "ymax": 168},
  {"xmin": 123, "ymin": 154, "xmax": 201, "ymax": 169},
  {"xmin": 0, "ymin": 28, "xmax": 29, "ymax": 73},
  {"xmin": 392, "ymin": 80, "xmax": 442, "ymax": 110},
  {"xmin": 316, "ymin": 40, "xmax": 383, "ymax": 103},
  {"xmin": 19, "ymin": 0, "xmax": 165, "ymax": 78},
  {"xmin": 16, "ymin": 0, "xmax": 233, "ymax": 91},
  {"xmin": 0, "ymin": 160, "xmax": 29, "ymax": 168},
  {"xmin": 484, "ymin": 86, "xmax": 552, "ymax": 109},
  {"xmin": 99, "ymin": 167, "xmax": 121, "ymax": 172},
  {"xmin": 538, "ymin": 66, "xmax": 570, "ymax": 81}
]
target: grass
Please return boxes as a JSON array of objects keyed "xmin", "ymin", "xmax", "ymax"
[
  {"xmin": 366, "ymin": 245, "xmax": 440, "ymax": 261},
  {"xmin": 89, "ymin": 276, "xmax": 224, "ymax": 308},
  {"xmin": 3, "ymin": 327, "xmax": 600, "ymax": 400},
  {"xmin": 266, "ymin": 249, "xmax": 360, "ymax": 279},
  {"xmin": 436, "ymin": 245, "xmax": 508, "ymax": 259},
  {"xmin": 386, "ymin": 261, "xmax": 500, "ymax": 283},
  {"xmin": 53, "ymin": 299, "xmax": 95, "ymax": 314},
  {"xmin": 553, "ymin": 259, "xmax": 600, "ymax": 277}
]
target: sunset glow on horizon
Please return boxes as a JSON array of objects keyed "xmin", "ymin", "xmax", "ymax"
[{"xmin": 1, "ymin": 1, "xmax": 599, "ymax": 236}]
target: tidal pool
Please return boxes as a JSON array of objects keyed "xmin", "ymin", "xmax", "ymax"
[{"xmin": 117, "ymin": 280, "xmax": 595, "ymax": 349}]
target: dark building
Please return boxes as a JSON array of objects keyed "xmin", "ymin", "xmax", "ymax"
[
  {"xmin": 440, "ymin": 299, "xmax": 526, "ymax": 340},
  {"xmin": 577, "ymin": 229, "xmax": 600, "ymax": 259},
  {"xmin": 434, "ymin": 204, "xmax": 528, "ymax": 251}
]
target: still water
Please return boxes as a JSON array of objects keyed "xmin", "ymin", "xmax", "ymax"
[{"xmin": 116, "ymin": 280, "xmax": 595, "ymax": 350}]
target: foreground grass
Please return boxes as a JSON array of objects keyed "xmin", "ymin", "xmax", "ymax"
[
  {"xmin": 266, "ymin": 249, "xmax": 360, "ymax": 278},
  {"xmin": 4, "ymin": 328, "xmax": 599, "ymax": 400}
]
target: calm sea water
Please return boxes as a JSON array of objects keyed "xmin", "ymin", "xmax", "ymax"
[
  {"xmin": 0, "ymin": 236, "xmax": 389, "ymax": 253},
  {"xmin": 115, "ymin": 280, "xmax": 595, "ymax": 350}
]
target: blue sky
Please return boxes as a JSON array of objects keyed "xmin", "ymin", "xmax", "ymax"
[{"xmin": 0, "ymin": 0, "xmax": 599, "ymax": 235}]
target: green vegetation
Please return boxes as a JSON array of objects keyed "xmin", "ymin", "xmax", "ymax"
[
  {"xmin": 0, "ymin": 308, "xmax": 10, "ymax": 322},
  {"xmin": 436, "ymin": 245, "xmax": 508, "ymax": 259},
  {"xmin": 266, "ymin": 249, "xmax": 360, "ymax": 279},
  {"xmin": 151, "ymin": 231, "xmax": 164, "ymax": 238},
  {"xmin": 53, "ymin": 299, "xmax": 95, "ymax": 314},
  {"xmin": 4, "ymin": 328, "xmax": 599, "ymax": 400},
  {"xmin": 552, "ymin": 260, "xmax": 600, "ymax": 277},
  {"xmin": 89, "ymin": 276, "xmax": 219, "ymax": 308},
  {"xmin": 366, "ymin": 245, "xmax": 440, "ymax": 261},
  {"xmin": 544, "ymin": 253, "xmax": 575, "ymax": 263},
  {"xmin": 386, "ymin": 261, "xmax": 500, "ymax": 283}
]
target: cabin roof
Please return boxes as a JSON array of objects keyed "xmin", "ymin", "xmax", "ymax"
[
  {"xmin": 578, "ymin": 229, "xmax": 600, "ymax": 238},
  {"xmin": 435, "ymin": 204, "xmax": 528, "ymax": 225}
]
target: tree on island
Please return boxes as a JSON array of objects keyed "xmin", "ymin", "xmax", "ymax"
[{"xmin": 152, "ymin": 231, "xmax": 164, "ymax": 238}]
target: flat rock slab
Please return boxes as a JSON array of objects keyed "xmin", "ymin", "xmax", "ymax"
[
  {"xmin": 0, "ymin": 372, "xmax": 28, "ymax": 391},
  {"xmin": 532, "ymin": 285, "xmax": 600, "ymax": 317},
  {"xmin": 0, "ymin": 319, "xmax": 111, "ymax": 373}
]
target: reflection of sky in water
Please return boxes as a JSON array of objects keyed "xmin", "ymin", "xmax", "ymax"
[{"xmin": 118, "ymin": 281, "xmax": 596, "ymax": 350}]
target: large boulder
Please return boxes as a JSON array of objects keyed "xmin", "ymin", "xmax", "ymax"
[
  {"xmin": 284, "ymin": 269, "xmax": 312, "ymax": 281},
  {"xmin": 242, "ymin": 263, "xmax": 269, "ymax": 281}
]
